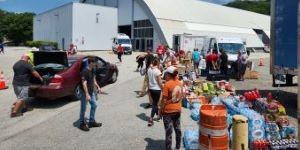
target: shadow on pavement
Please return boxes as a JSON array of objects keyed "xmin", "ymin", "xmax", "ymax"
[
  {"xmin": 236, "ymin": 90, "xmax": 297, "ymax": 118},
  {"xmin": 136, "ymin": 113, "xmax": 148, "ymax": 122},
  {"xmin": 26, "ymin": 97, "xmax": 75, "ymax": 109},
  {"xmin": 73, "ymin": 118, "xmax": 90, "ymax": 128},
  {"xmin": 139, "ymin": 103, "xmax": 151, "ymax": 109},
  {"xmin": 134, "ymin": 91, "xmax": 141, "ymax": 94},
  {"xmin": 144, "ymin": 138, "xmax": 165, "ymax": 150},
  {"xmin": 73, "ymin": 119, "xmax": 81, "ymax": 128}
]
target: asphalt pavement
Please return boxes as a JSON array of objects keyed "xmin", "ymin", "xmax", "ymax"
[
  {"xmin": 0, "ymin": 47, "xmax": 196, "ymax": 150},
  {"xmin": 0, "ymin": 47, "xmax": 297, "ymax": 150}
]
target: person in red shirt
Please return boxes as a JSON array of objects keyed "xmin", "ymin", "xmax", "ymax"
[
  {"xmin": 156, "ymin": 45, "xmax": 164, "ymax": 60},
  {"xmin": 206, "ymin": 50, "xmax": 219, "ymax": 70},
  {"xmin": 211, "ymin": 49, "xmax": 219, "ymax": 70},
  {"xmin": 206, "ymin": 51, "xmax": 213, "ymax": 70},
  {"xmin": 117, "ymin": 44, "xmax": 124, "ymax": 62}
]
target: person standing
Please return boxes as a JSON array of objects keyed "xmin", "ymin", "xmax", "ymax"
[
  {"xmin": 219, "ymin": 49, "xmax": 228, "ymax": 76},
  {"xmin": 159, "ymin": 66, "xmax": 183, "ymax": 150},
  {"xmin": 117, "ymin": 44, "xmax": 124, "ymax": 62},
  {"xmin": 163, "ymin": 51, "xmax": 177, "ymax": 67},
  {"xmin": 145, "ymin": 49, "xmax": 155, "ymax": 70},
  {"xmin": 79, "ymin": 57, "xmax": 102, "ymax": 131},
  {"xmin": 239, "ymin": 52, "xmax": 249, "ymax": 81},
  {"xmin": 11, "ymin": 54, "xmax": 43, "ymax": 117},
  {"xmin": 156, "ymin": 45, "xmax": 164, "ymax": 61},
  {"xmin": 192, "ymin": 48, "xmax": 201, "ymax": 76},
  {"xmin": 147, "ymin": 59, "xmax": 163, "ymax": 126},
  {"xmin": 67, "ymin": 44, "xmax": 77, "ymax": 55},
  {"xmin": 211, "ymin": 49, "xmax": 219, "ymax": 70},
  {"xmin": 0, "ymin": 42, "xmax": 4, "ymax": 54}
]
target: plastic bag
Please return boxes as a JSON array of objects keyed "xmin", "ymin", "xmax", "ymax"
[
  {"xmin": 191, "ymin": 108, "xmax": 200, "ymax": 121},
  {"xmin": 183, "ymin": 129, "xmax": 199, "ymax": 150}
]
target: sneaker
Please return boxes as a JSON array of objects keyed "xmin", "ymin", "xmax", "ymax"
[
  {"xmin": 148, "ymin": 118, "xmax": 154, "ymax": 127},
  {"xmin": 10, "ymin": 112, "xmax": 23, "ymax": 118},
  {"xmin": 154, "ymin": 116, "xmax": 161, "ymax": 122},
  {"xmin": 89, "ymin": 121, "xmax": 102, "ymax": 128},
  {"xmin": 79, "ymin": 123, "xmax": 90, "ymax": 131},
  {"xmin": 144, "ymin": 104, "xmax": 152, "ymax": 109},
  {"xmin": 21, "ymin": 107, "xmax": 34, "ymax": 113}
]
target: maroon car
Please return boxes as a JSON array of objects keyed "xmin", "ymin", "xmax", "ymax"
[{"xmin": 29, "ymin": 51, "xmax": 118, "ymax": 100}]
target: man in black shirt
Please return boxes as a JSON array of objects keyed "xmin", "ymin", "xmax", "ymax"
[
  {"xmin": 219, "ymin": 49, "xmax": 228, "ymax": 76},
  {"xmin": 145, "ymin": 49, "xmax": 155, "ymax": 70},
  {"xmin": 79, "ymin": 57, "xmax": 102, "ymax": 131},
  {"xmin": 11, "ymin": 54, "xmax": 43, "ymax": 117}
]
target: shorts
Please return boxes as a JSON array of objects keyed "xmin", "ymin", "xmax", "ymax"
[
  {"xmin": 194, "ymin": 61, "xmax": 200, "ymax": 68},
  {"xmin": 13, "ymin": 85, "xmax": 29, "ymax": 101}
]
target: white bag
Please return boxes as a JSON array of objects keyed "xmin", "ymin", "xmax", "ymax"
[{"xmin": 199, "ymin": 59, "xmax": 206, "ymax": 70}]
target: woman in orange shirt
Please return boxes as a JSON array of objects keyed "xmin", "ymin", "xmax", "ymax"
[{"xmin": 159, "ymin": 66, "xmax": 183, "ymax": 150}]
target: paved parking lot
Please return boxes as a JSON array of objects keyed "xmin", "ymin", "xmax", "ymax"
[{"xmin": 0, "ymin": 47, "xmax": 297, "ymax": 149}]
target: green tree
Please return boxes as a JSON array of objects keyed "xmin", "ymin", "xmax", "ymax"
[
  {"xmin": 0, "ymin": 9, "xmax": 8, "ymax": 42},
  {"xmin": 225, "ymin": 0, "xmax": 271, "ymax": 15},
  {"xmin": 0, "ymin": 9, "xmax": 35, "ymax": 44}
]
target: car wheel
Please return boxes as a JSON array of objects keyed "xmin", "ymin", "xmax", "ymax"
[
  {"xmin": 71, "ymin": 85, "xmax": 82, "ymax": 101},
  {"xmin": 110, "ymin": 71, "xmax": 117, "ymax": 83}
]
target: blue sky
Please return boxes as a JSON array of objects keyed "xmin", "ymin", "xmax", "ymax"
[
  {"xmin": 0, "ymin": 0, "xmax": 77, "ymax": 14},
  {"xmin": 0, "ymin": 0, "xmax": 233, "ymax": 14}
]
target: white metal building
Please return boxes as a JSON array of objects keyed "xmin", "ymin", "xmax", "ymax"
[
  {"xmin": 33, "ymin": 2, "xmax": 118, "ymax": 51},
  {"xmin": 81, "ymin": 0, "xmax": 270, "ymax": 51}
]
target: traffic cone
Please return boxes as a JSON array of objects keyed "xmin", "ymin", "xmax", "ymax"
[
  {"xmin": 258, "ymin": 58, "xmax": 264, "ymax": 66},
  {"xmin": 0, "ymin": 71, "xmax": 8, "ymax": 90}
]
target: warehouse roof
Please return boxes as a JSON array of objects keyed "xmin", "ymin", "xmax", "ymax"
[
  {"xmin": 143, "ymin": 0, "xmax": 270, "ymax": 31},
  {"xmin": 138, "ymin": 0, "xmax": 270, "ymax": 48}
]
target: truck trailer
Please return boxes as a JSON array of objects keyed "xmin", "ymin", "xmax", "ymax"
[{"xmin": 270, "ymin": 0, "xmax": 299, "ymax": 86}]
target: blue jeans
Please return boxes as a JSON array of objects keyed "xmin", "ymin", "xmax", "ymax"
[{"xmin": 79, "ymin": 92, "xmax": 98, "ymax": 123}]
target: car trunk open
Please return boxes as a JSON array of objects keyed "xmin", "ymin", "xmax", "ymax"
[{"xmin": 30, "ymin": 51, "xmax": 68, "ymax": 85}]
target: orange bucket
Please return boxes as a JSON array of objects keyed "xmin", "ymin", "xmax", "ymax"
[
  {"xmin": 200, "ymin": 105, "xmax": 227, "ymax": 136},
  {"xmin": 199, "ymin": 133, "xmax": 229, "ymax": 150}
]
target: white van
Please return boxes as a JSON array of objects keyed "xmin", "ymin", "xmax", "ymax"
[
  {"xmin": 112, "ymin": 33, "xmax": 133, "ymax": 55},
  {"xmin": 207, "ymin": 37, "xmax": 247, "ymax": 62}
]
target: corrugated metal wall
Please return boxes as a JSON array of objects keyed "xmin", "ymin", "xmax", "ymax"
[{"xmin": 33, "ymin": 3, "xmax": 73, "ymax": 50}]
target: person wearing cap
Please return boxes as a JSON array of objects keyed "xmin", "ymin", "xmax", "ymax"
[
  {"xmin": 159, "ymin": 66, "xmax": 183, "ymax": 150},
  {"xmin": 11, "ymin": 54, "xmax": 43, "ymax": 117},
  {"xmin": 147, "ymin": 59, "xmax": 163, "ymax": 126}
]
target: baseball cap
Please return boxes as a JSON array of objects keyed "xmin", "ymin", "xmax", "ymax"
[{"xmin": 165, "ymin": 66, "xmax": 177, "ymax": 74}]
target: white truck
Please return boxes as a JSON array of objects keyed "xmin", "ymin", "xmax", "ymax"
[
  {"xmin": 209, "ymin": 37, "xmax": 247, "ymax": 62},
  {"xmin": 112, "ymin": 33, "xmax": 133, "ymax": 55},
  {"xmin": 173, "ymin": 34, "xmax": 210, "ymax": 53},
  {"xmin": 173, "ymin": 34, "xmax": 247, "ymax": 62}
]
